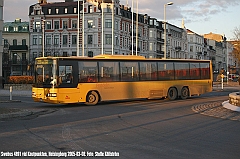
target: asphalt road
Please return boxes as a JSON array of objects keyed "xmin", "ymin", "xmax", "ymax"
[{"xmin": 0, "ymin": 91, "xmax": 240, "ymax": 159}]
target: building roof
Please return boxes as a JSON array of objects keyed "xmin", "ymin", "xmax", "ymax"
[{"xmin": 204, "ymin": 32, "xmax": 226, "ymax": 42}]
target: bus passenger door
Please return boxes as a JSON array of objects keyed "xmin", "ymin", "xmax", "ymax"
[{"xmin": 58, "ymin": 61, "xmax": 79, "ymax": 103}]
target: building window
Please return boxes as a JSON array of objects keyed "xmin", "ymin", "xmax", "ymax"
[
  {"xmin": 22, "ymin": 39, "xmax": 26, "ymax": 45},
  {"xmin": 149, "ymin": 42, "xmax": 153, "ymax": 51},
  {"xmin": 115, "ymin": 36, "xmax": 119, "ymax": 46},
  {"xmin": 88, "ymin": 35, "xmax": 93, "ymax": 44},
  {"xmin": 39, "ymin": 35, "xmax": 42, "ymax": 45},
  {"xmin": 35, "ymin": 21, "xmax": 41, "ymax": 29},
  {"xmin": 107, "ymin": 5, "xmax": 111, "ymax": 12},
  {"xmin": 54, "ymin": 21, "xmax": 59, "ymax": 29},
  {"xmin": 74, "ymin": 8, "xmax": 77, "ymax": 13},
  {"xmin": 105, "ymin": 19, "xmax": 112, "ymax": 28},
  {"xmin": 48, "ymin": 9, "xmax": 51, "ymax": 14},
  {"xmin": 46, "ymin": 21, "xmax": 51, "ymax": 29},
  {"xmin": 63, "ymin": 35, "xmax": 68, "ymax": 46},
  {"xmin": 54, "ymin": 35, "xmax": 59, "ymax": 45},
  {"xmin": 22, "ymin": 26, "xmax": 28, "ymax": 31},
  {"xmin": 88, "ymin": 51, "xmax": 93, "ymax": 57},
  {"xmin": 65, "ymin": 8, "xmax": 68, "ymax": 14},
  {"xmin": 89, "ymin": 5, "xmax": 93, "ymax": 13},
  {"xmin": 115, "ymin": 20, "xmax": 119, "ymax": 30},
  {"xmin": 22, "ymin": 53, "xmax": 26, "ymax": 61},
  {"xmin": 88, "ymin": 20, "xmax": 93, "ymax": 28},
  {"xmin": 63, "ymin": 52, "xmax": 68, "ymax": 57},
  {"xmin": 56, "ymin": 8, "xmax": 59, "ymax": 14},
  {"xmin": 149, "ymin": 30, "xmax": 153, "ymax": 38},
  {"xmin": 46, "ymin": 35, "xmax": 51, "ymax": 46},
  {"xmin": 72, "ymin": 51, "xmax": 77, "ymax": 56},
  {"xmin": 105, "ymin": 34, "xmax": 112, "ymax": 45},
  {"xmin": 190, "ymin": 46, "xmax": 193, "ymax": 52},
  {"xmin": 13, "ymin": 39, "xmax": 17, "ymax": 45},
  {"xmin": 4, "ymin": 27, "xmax": 8, "ymax": 32},
  {"xmin": 72, "ymin": 35, "xmax": 77, "ymax": 45},
  {"xmin": 63, "ymin": 20, "xmax": 68, "ymax": 29},
  {"xmin": 14, "ymin": 26, "xmax": 18, "ymax": 31},
  {"xmin": 72, "ymin": 20, "xmax": 77, "ymax": 29},
  {"xmin": 33, "ymin": 35, "xmax": 37, "ymax": 45}
]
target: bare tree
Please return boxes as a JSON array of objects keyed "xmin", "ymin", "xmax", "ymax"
[{"xmin": 231, "ymin": 26, "xmax": 240, "ymax": 64}]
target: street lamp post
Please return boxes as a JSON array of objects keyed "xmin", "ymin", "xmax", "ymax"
[
  {"xmin": 14, "ymin": 53, "xmax": 22, "ymax": 76},
  {"xmin": 164, "ymin": 2, "xmax": 173, "ymax": 59},
  {"xmin": 42, "ymin": 19, "xmax": 45, "ymax": 57}
]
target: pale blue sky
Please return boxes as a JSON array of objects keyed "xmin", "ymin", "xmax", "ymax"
[{"xmin": 4, "ymin": 0, "xmax": 240, "ymax": 40}]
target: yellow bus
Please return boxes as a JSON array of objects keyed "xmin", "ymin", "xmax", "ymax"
[{"xmin": 32, "ymin": 55, "xmax": 213, "ymax": 105}]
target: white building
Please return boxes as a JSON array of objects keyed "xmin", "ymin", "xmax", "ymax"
[
  {"xmin": 167, "ymin": 22, "xmax": 188, "ymax": 59},
  {"xmin": 187, "ymin": 29, "xmax": 204, "ymax": 60}
]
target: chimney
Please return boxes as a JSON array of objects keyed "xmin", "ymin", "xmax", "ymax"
[{"xmin": 38, "ymin": 0, "xmax": 47, "ymax": 4}]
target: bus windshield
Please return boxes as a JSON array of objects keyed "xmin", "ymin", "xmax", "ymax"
[{"xmin": 34, "ymin": 59, "xmax": 57, "ymax": 87}]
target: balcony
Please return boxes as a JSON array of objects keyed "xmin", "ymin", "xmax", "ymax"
[
  {"xmin": 9, "ymin": 45, "xmax": 28, "ymax": 51},
  {"xmin": 175, "ymin": 46, "xmax": 181, "ymax": 51},
  {"xmin": 157, "ymin": 38, "xmax": 164, "ymax": 43},
  {"xmin": 11, "ymin": 59, "xmax": 28, "ymax": 65}
]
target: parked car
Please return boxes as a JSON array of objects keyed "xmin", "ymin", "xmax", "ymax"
[{"xmin": 228, "ymin": 74, "xmax": 239, "ymax": 82}]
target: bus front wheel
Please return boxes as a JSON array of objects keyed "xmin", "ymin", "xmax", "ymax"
[
  {"xmin": 85, "ymin": 91, "xmax": 99, "ymax": 105},
  {"xmin": 167, "ymin": 87, "xmax": 177, "ymax": 100},
  {"xmin": 180, "ymin": 87, "xmax": 189, "ymax": 100}
]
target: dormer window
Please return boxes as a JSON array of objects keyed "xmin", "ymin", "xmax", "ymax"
[
  {"xmin": 65, "ymin": 8, "xmax": 68, "ymax": 13},
  {"xmin": 14, "ymin": 26, "xmax": 18, "ymax": 31},
  {"xmin": 48, "ymin": 8, "xmax": 51, "ymax": 14},
  {"xmin": 56, "ymin": 8, "xmax": 59, "ymax": 14},
  {"xmin": 4, "ymin": 27, "xmax": 8, "ymax": 31}
]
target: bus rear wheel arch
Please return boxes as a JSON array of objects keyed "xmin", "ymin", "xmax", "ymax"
[
  {"xmin": 180, "ymin": 86, "xmax": 189, "ymax": 100},
  {"xmin": 167, "ymin": 87, "xmax": 178, "ymax": 100},
  {"xmin": 85, "ymin": 91, "xmax": 100, "ymax": 105}
]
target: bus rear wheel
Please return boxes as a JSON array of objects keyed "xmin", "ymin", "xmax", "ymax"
[
  {"xmin": 85, "ymin": 91, "xmax": 99, "ymax": 105},
  {"xmin": 180, "ymin": 87, "xmax": 189, "ymax": 100},
  {"xmin": 167, "ymin": 87, "xmax": 177, "ymax": 100}
]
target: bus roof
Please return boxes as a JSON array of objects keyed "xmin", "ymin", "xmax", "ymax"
[
  {"xmin": 35, "ymin": 55, "xmax": 211, "ymax": 62},
  {"xmin": 93, "ymin": 55, "xmax": 146, "ymax": 59}
]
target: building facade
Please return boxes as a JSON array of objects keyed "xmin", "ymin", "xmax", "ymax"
[
  {"xmin": 2, "ymin": 19, "xmax": 29, "ymax": 76},
  {"xmin": 28, "ymin": 0, "xmax": 166, "ymax": 63}
]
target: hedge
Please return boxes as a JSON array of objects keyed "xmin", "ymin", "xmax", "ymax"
[{"xmin": 7, "ymin": 76, "xmax": 34, "ymax": 84}]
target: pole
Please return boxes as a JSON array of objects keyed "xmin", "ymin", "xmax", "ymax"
[
  {"xmin": 42, "ymin": 19, "xmax": 45, "ymax": 57},
  {"xmin": 226, "ymin": 42, "xmax": 229, "ymax": 84},
  {"xmin": 102, "ymin": 3, "xmax": 104, "ymax": 55},
  {"xmin": 131, "ymin": 0, "xmax": 133, "ymax": 55},
  {"xmin": 82, "ymin": 0, "xmax": 85, "ymax": 57},
  {"xmin": 10, "ymin": 86, "xmax": 12, "ymax": 101},
  {"xmin": 77, "ymin": 0, "xmax": 79, "ymax": 56},
  {"xmin": 163, "ymin": 2, "xmax": 173, "ymax": 59},
  {"xmin": 136, "ymin": 0, "xmax": 138, "ymax": 56},
  {"xmin": 164, "ymin": 4, "xmax": 166, "ymax": 59},
  {"xmin": 112, "ymin": 0, "xmax": 114, "ymax": 55}
]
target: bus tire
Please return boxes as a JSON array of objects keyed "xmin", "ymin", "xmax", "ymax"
[
  {"xmin": 85, "ymin": 91, "xmax": 99, "ymax": 105},
  {"xmin": 180, "ymin": 87, "xmax": 189, "ymax": 100},
  {"xmin": 167, "ymin": 87, "xmax": 177, "ymax": 100}
]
